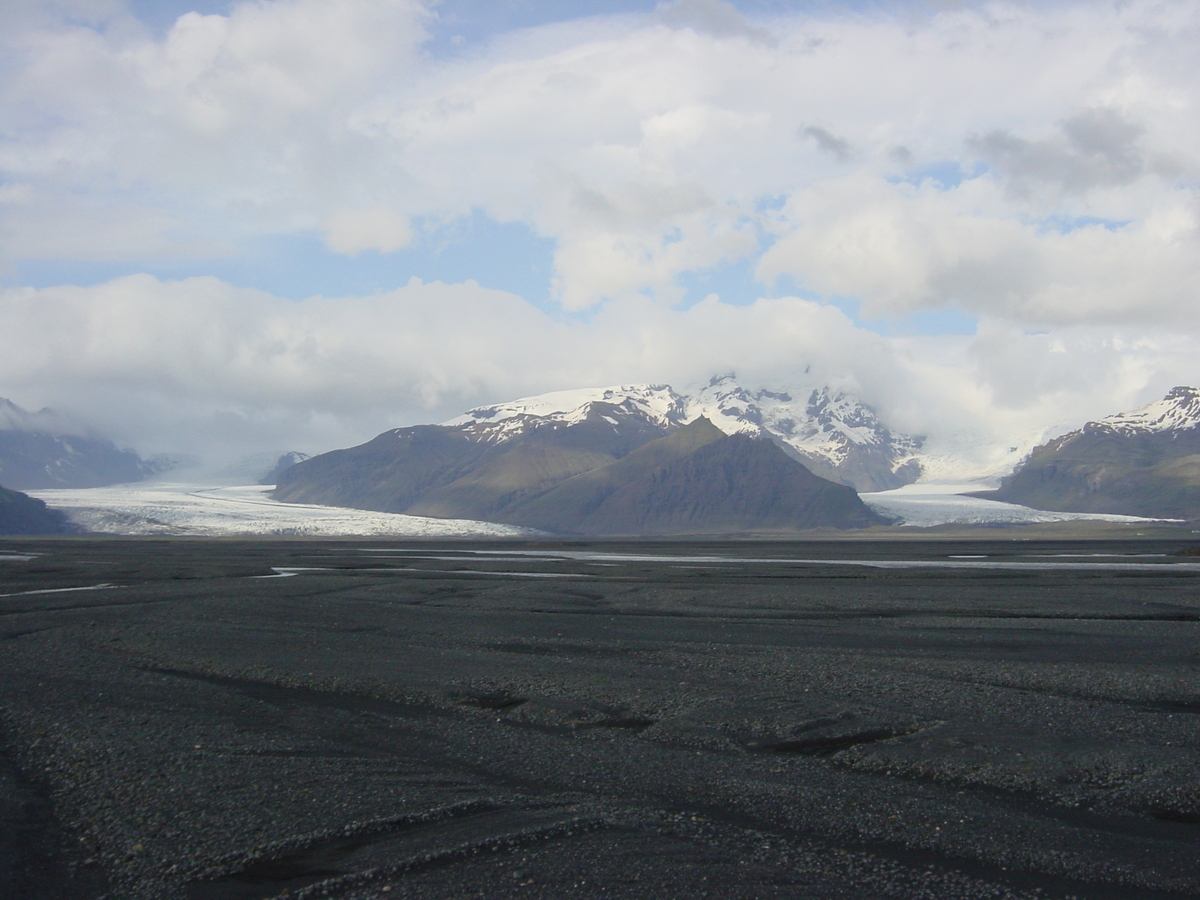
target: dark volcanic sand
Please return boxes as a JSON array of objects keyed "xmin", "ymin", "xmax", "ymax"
[{"xmin": 2, "ymin": 537, "xmax": 1199, "ymax": 900}]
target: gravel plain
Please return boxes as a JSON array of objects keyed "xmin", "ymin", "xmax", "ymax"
[{"xmin": 2, "ymin": 536, "xmax": 1199, "ymax": 899}]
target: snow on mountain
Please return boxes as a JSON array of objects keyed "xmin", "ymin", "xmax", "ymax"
[
  {"xmin": 683, "ymin": 376, "xmax": 922, "ymax": 478},
  {"xmin": 444, "ymin": 384, "xmax": 689, "ymax": 442},
  {"xmin": 444, "ymin": 376, "xmax": 925, "ymax": 492},
  {"xmin": 1089, "ymin": 386, "xmax": 1200, "ymax": 436}
]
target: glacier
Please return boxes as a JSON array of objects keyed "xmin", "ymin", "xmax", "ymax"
[
  {"xmin": 27, "ymin": 479, "xmax": 1174, "ymax": 536},
  {"xmin": 861, "ymin": 482, "xmax": 1177, "ymax": 527},
  {"xmin": 29, "ymin": 482, "xmax": 536, "ymax": 537}
]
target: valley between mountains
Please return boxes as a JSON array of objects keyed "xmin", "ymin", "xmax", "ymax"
[
  {"xmin": 6, "ymin": 378, "xmax": 1200, "ymax": 535},
  {"xmin": 273, "ymin": 380, "xmax": 1200, "ymax": 534}
]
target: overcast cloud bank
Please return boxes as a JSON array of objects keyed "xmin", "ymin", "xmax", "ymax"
[{"xmin": 1, "ymin": 0, "xmax": 1197, "ymax": 469}]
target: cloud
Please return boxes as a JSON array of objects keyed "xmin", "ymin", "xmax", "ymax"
[
  {"xmin": 3, "ymin": 0, "xmax": 1197, "ymax": 318},
  {"xmin": 0, "ymin": 274, "xmax": 924, "ymax": 460},
  {"xmin": 969, "ymin": 107, "xmax": 1181, "ymax": 199},
  {"xmin": 655, "ymin": 0, "xmax": 776, "ymax": 45},
  {"xmin": 323, "ymin": 207, "xmax": 413, "ymax": 255},
  {"xmin": 801, "ymin": 125, "xmax": 851, "ymax": 162},
  {"xmin": 757, "ymin": 173, "xmax": 1200, "ymax": 327},
  {"xmin": 0, "ymin": 189, "xmax": 226, "ymax": 261},
  {"xmin": 3, "ymin": 273, "xmax": 1199, "ymax": 476},
  {"xmin": 0, "ymin": 0, "xmax": 431, "ymax": 256}
]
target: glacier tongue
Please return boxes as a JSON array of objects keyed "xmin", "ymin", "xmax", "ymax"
[
  {"xmin": 30, "ymin": 484, "xmax": 533, "ymax": 537},
  {"xmin": 861, "ymin": 483, "xmax": 1174, "ymax": 527}
]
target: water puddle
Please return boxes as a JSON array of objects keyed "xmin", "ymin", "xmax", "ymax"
[
  {"xmin": 354, "ymin": 547, "xmax": 1200, "ymax": 573},
  {"xmin": 0, "ymin": 583, "xmax": 116, "ymax": 598}
]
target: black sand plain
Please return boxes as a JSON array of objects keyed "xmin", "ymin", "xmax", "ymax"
[{"xmin": 2, "ymin": 535, "xmax": 1200, "ymax": 900}]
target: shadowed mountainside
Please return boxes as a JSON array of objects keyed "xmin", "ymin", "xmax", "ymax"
[
  {"xmin": 504, "ymin": 418, "xmax": 884, "ymax": 533},
  {"xmin": 274, "ymin": 401, "xmax": 672, "ymax": 522},
  {"xmin": 276, "ymin": 415, "xmax": 886, "ymax": 534},
  {"xmin": 0, "ymin": 485, "xmax": 70, "ymax": 534}
]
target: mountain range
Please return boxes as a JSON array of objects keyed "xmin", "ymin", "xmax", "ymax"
[
  {"xmin": 274, "ymin": 378, "xmax": 897, "ymax": 534},
  {"xmin": 0, "ymin": 398, "xmax": 160, "ymax": 490},
  {"xmin": 443, "ymin": 376, "xmax": 923, "ymax": 492},
  {"xmin": 976, "ymin": 386, "xmax": 1200, "ymax": 520}
]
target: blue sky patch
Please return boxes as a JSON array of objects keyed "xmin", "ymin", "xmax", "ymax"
[{"xmin": 11, "ymin": 211, "xmax": 557, "ymax": 308}]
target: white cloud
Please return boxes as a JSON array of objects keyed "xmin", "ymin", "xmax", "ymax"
[
  {"xmin": 4, "ymin": 0, "xmax": 1197, "ymax": 314},
  {"xmin": 0, "ymin": 189, "xmax": 227, "ymax": 261},
  {"xmin": 0, "ymin": 0, "xmax": 431, "ymax": 252},
  {"xmin": 655, "ymin": 0, "xmax": 776, "ymax": 44},
  {"xmin": 323, "ymin": 206, "xmax": 413, "ymax": 255},
  {"xmin": 757, "ymin": 173, "xmax": 1200, "ymax": 326},
  {"xmin": 2, "ymin": 274, "xmax": 1198, "ymax": 473}
]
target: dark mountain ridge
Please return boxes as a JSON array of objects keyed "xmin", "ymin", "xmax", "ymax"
[
  {"xmin": 503, "ymin": 418, "xmax": 884, "ymax": 534},
  {"xmin": 275, "ymin": 411, "xmax": 886, "ymax": 534},
  {"xmin": 274, "ymin": 401, "xmax": 674, "ymax": 521}
]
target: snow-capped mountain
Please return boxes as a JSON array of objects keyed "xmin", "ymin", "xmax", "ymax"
[
  {"xmin": 445, "ymin": 376, "xmax": 923, "ymax": 492},
  {"xmin": 683, "ymin": 377, "xmax": 923, "ymax": 491},
  {"xmin": 1087, "ymin": 385, "xmax": 1200, "ymax": 436},
  {"xmin": 444, "ymin": 384, "xmax": 688, "ymax": 442},
  {"xmin": 981, "ymin": 386, "xmax": 1200, "ymax": 520}
]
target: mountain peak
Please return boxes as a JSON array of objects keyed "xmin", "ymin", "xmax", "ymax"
[
  {"xmin": 683, "ymin": 379, "xmax": 922, "ymax": 490},
  {"xmin": 438, "ymin": 378, "xmax": 922, "ymax": 491},
  {"xmin": 444, "ymin": 384, "xmax": 689, "ymax": 443},
  {"xmin": 1091, "ymin": 385, "xmax": 1200, "ymax": 436}
]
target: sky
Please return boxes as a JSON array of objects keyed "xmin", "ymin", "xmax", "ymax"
[{"xmin": 0, "ymin": 0, "xmax": 1197, "ymax": 469}]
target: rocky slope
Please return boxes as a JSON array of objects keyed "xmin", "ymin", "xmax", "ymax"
[{"xmin": 978, "ymin": 386, "xmax": 1200, "ymax": 520}]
